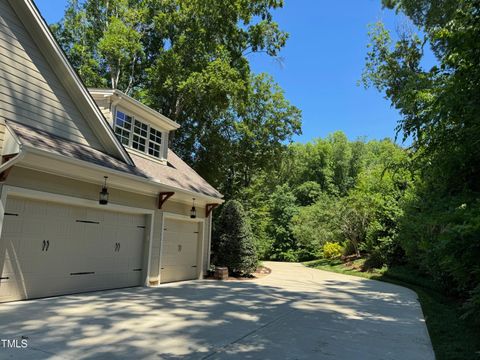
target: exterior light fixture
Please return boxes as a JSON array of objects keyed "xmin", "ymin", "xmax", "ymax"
[
  {"xmin": 190, "ymin": 198, "xmax": 197, "ymax": 219},
  {"xmin": 99, "ymin": 176, "xmax": 109, "ymax": 205}
]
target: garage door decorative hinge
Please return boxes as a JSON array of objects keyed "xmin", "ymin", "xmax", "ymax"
[
  {"xmin": 158, "ymin": 192, "xmax": 175, "ymax": 209},
  {"xmin": 70, "ymin": 272, "xmax": 95, "ymax": 276}
]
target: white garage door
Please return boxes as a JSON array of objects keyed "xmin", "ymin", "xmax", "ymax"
[
  {"xmin": 160, "ymin": 218, "xmax": 200, "ymax": 283},
  {"xmin": 0, "ymin": 197, "xmax": 146, "ymax": 302}
]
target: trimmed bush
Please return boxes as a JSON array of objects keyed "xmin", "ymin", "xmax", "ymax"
[
  {"xmin": 322, "ymin": 242, "xmax": 343, "ymax": 260},
  {"xmin": 213, "ymin": 200, "xmax": 258, "ymax": 275}
]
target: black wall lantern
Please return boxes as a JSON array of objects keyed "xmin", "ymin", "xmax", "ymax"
[
  {"xmin": 190, "ymin": 198, "xmax": 196, "ymax": 219},
  {"xmin": 99, "ymin": 176, "xmax": 109, "ymax": 205}
]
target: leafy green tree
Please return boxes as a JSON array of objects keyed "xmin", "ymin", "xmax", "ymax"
[
  {"xmin": 293, "ymin": 181, "xmax": 322, "ymax": 206},
  {"xmin": 53, "ymin": 0, "xmax": 299, "ymax": 199},
  {"xmin": 363, "ymin": 0, "xmax": 480, "ymax": 320},
  {"xmin": 266, "ymin": 185, "xmax": 299, "ymax": 261},
  {"xmin": 287, "ymin": 138, "xmax": 409, "ymax": 262},
  {"xmin": 292, "ymin": 194, "xmax": 341, "ymax": 260},
  {"xmin": 50, "ymin": 0, "xmax": 105, "ymax": 87},
  {"xmin": 213, "ymin": 200, "xmax": 258, "ymax": 275},
  {"xmin": 329, "ymin": 131, "xmax": 353, "ymax": 195},
  {"xmin": 53, "ymin": 0, "xmax": 146, "ymax": 91},
  {"xmin": 195, "ymin": 73, "xmax": 301, "ymax": 198}
]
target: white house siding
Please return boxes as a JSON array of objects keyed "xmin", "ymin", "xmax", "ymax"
[
  {"xmin": 94, "ymin": 97, "xmax": 113, "ymax": 125},
  {"xmin": 0, "ymin": 0, "xmax": 104, "ymax": 150}
]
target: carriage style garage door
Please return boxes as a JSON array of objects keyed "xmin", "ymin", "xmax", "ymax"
[
  {"xmin": 0, "ymin": 197, "xmax": 146, "ymax": 303},
  {"xmin": 160, "ymin": 218, "xmax": 200, "ymax": 283}
]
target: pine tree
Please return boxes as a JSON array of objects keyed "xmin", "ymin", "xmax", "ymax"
[{"xmin": 214, "ymin": 200, "xmax": 258, "ymax": 275}]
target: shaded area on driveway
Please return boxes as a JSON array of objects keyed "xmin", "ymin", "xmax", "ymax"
[{"xmin": 0, "ymin": 262, "xmax": 434, "ymax": 359}]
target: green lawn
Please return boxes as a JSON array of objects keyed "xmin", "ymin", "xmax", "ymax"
[{"xmin": 304, "ymin": 258, "xmax": 480, "ymax": 360}]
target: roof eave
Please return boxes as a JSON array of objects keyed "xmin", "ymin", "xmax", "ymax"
[
  {"xmin": 19, "ymin": 145, "xmax": 224, "ymax": 204},
  {"xmin": 88, "ymin": 88, "xmax": 181, "ymax": 131}
]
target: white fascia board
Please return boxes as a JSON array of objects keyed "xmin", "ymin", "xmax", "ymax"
[
  {"xmin": 19, "ymin": 146, "xmax": 224, "ymax": 205},
  {"xmin": 89, "ymin": 89, "xmax": 181, "ymax": 131},
  {"xmin": 10, "ymin": 0, "xmax": 134, "ymax": 166}
]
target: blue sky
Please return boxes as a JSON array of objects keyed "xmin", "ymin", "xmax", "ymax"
[{"xmin": 35, "ymin": 0, "xmax": 417, "ymax": 144}]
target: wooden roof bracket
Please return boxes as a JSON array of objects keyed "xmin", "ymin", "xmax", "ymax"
[
  {"xmin": 158, "ymin": 192, "xmax": 174, "ymax": 209},
  {"xmin": 206, "ymin": 203, "xmax": 219, "ymax": 217}
]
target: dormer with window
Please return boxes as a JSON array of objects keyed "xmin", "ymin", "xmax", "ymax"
[{"xmin": 89, "ymin": 89, "xmax": 180, "ymax": 164}]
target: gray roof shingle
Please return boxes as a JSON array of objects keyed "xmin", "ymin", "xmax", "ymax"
[{"xmin": 8, "ymin": 121, "xmax": 222, "ymax": 199}]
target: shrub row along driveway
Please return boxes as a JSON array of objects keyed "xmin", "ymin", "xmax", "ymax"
[{"xmin": 0, "ymin": 262, "xmax": 434, "ymax": 359}]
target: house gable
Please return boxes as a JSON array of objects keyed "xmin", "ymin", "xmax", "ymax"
[{"xmin": 0, "ymin": 0, "xmax": 132, "ymax": 163}]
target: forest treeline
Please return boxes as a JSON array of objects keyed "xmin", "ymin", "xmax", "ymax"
[{"xmin": 54, "ymin": 0, "xmax": 479, "ymax": 322}]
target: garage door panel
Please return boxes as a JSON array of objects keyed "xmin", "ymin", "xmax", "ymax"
[
  {"xmin": 0, "ymin": 253, "xmax": 21, "ymax": 278},
  {"xmin": 160, "ymin": 218, "xmax": 200, "ymax": 283},
  {"xmin": 5, "ymin": 197, "xmax": 25, "ymax": 214},
  {"xmin": 0, "ymin": 278, "xmax": 24, "ymax": 302},
  {"xmin": 23, "ymin": 200, "xmax": 51, "ymax": 217},
  {"xmin": 45, "ymin": 202, "xmax": 73, "ymax": 219},
  {"xmin": 1, "ymin": 214, "xmax": 23, "ymax": 235},
  {"xmin": 161, "ymin": 266, "xmax": 197, "ymax": 283},
  {"xmin": 84, "ymin": 223, "xmax": 104, "ymax": 250},
  {"xmin": 22, "ymin": 274, "xmax": 67, "ymax": 299},
  {"xmin": 70, "ymin": 206, "xmax": 88, "ymax": 220},
  {"xmin": 117, "ymin": 213, "xmax": 145, "ymax": 227},
  {"xmin": 114, "ymin": 256, "xmax": 129, "ymax": 272},
  {"xmin": 66, "ymin": 274, "xmax": 98, "ymax": 293},
  {"xmin": 22, "ymin": 218, "xmax": 46, "ymax": 237},
  {"xmin": 44, "ymin": 223, "xmax": 70, "ymax": 241},
  {"xmin": 128, "ymin": 257, "xmax": 143, "ymax": 272},
  {"xmin": 0, "ymin": 197, "xmax": 147, "ymax": 302},
  {"xmin": 129, "ymin": 271, "xmax": 143, "ymax": 286},
  {"xmin": 19, "ymin": 234, "xmax": 44, "ymax": 258}
]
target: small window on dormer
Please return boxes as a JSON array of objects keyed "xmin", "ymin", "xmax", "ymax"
[
  {"xmin": 132, "ymin": 120, "xmax": 148, "ymax": 152},
  {"xmin": 148, "ymin": 128, "xmax": 162, "ymax": 158},
  {"xmin": 114, "ymin": 111, "xmax": 132, "ymax": 145},
  {"xmin": 114, "ymin": 109, "xmax": 164, "ymax": 160}
]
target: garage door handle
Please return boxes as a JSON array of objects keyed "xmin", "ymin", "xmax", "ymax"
[
  {"xmin": 191, "ymin": 266, "xmax": 197, "ymax": 268},
  {"xmin": 42, "ymin": 240, "xmax": 46, "ymax": 251},
  {"xmin": 46, "ymin": 240, "xmax": 50, "ymax": 251}
]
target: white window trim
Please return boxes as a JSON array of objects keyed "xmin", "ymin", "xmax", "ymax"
[{"xmin": 114, "ymin": 108, "xmax": 167, "ymax": 161}]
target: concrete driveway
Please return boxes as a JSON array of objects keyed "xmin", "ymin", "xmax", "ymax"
[{"xmin": 0, "ymin": 262, "xmax": 434, "ymax": 360}]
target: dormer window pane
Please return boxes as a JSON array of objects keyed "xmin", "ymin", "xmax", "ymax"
[
  {"xmin": 148, "ymin": 143, "xmax": 160, "ymax": 157},
  {"xmin": 134, "ymin": 120, "xmax": 148, "ymax": 137},
  {"xmin": 114, "ymin": 111, "xmax": 132, "ymax": 145},
  {"xmin": 148, "ymin": 128, "xmax": 162, "ymax": 158},
  {"xmin": 132, "ymin": 120, "xmax": 148, "ymax": 151},
  {"xmin": 132, "ymin": 134, "xmax": 146, "ymax": 151},
  {"xmin": 150, "ymin": 128, "xmax": 162, "ymax": 144}
]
